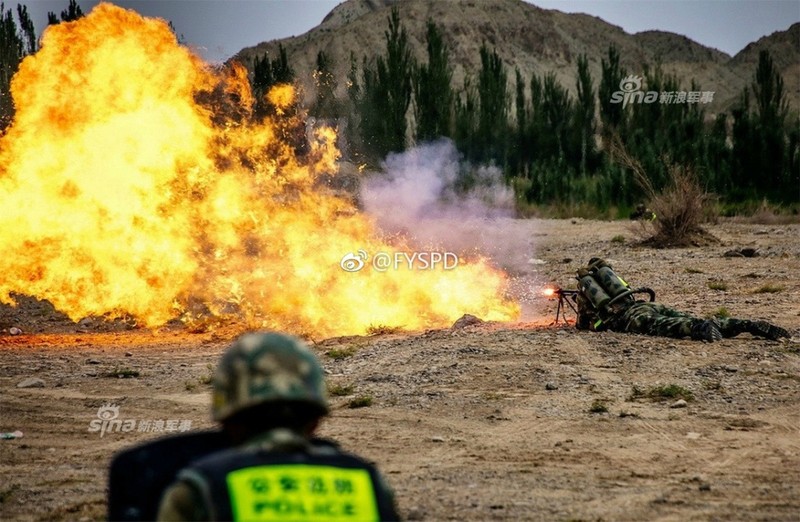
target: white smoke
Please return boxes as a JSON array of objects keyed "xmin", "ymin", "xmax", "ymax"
[{"xmin": 360, "ymin": 139, "xmax": 538, "ymax": 277}]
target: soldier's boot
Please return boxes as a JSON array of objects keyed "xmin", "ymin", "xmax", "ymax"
[
  {"xmin": 746, "ymin": 320, "xmax": 790, "ymax": 341},
  {"xmin": 690, "ymin": 319, "xmax": 722, "ymax": 342},
  {"xmin": 719, "ymin": 318, "xmax": 747, "ymax": 338}
]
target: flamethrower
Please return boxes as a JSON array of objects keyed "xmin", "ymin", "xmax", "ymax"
[
  {"xmin": 543, "ymin": 287, "xmax": 580, "ymax": 325},
  {"xmin": 543, "ymin": 285, "xmax": 658, "ymax": 326}
]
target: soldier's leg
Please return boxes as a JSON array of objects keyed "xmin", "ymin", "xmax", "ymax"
[
  {"xmin": 620, "ymin": 304, "xmax": 702, "ymax": 339},
  {"xmin": 648, "ymin": 305, "xmax": 723, "ymax": 341},
  {"xmin": 718, "ymin": 318, "xmax": 790, "ymax": 340},
  {"xmin": 621, "ymin": 303, "xmax": 721, "ymax": 341},
  {"xmin": 652, "ymin": 306, "xmax": 694, "ymax": 320}
]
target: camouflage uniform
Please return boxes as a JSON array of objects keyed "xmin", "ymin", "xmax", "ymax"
[
  {"xmin": 629, "ymin": 204, "xmax": 656, "ymax": 221},
  {"xmin": 616, "ymin": 301, "xmax": 788, "ymax": 341},
  {"xmin": 157, "ymin": 332, "xmax": 399, "ymax": 521},
  {"xmin": 575, "ymin": 259, "xmax": 790, "ymax": 342}
]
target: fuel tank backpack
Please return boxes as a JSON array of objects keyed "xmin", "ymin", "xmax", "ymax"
[{"xmin": 575, "ymin": 258, "xmax": 654, "ymax": 331}]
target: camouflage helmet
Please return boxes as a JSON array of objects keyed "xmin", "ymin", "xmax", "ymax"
[
  {"xmin": 587, "ymin": 257, "xmax": 613, "ymax": 271},
  {"xmin": 211, "ymin": 332, "xmax": 329, "ymax": 422}
]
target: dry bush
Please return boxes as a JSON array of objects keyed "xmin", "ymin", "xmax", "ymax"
[
  {"xmin": 610, "ymin": 135, "xmax": 717, "ymax": 247},
  {"xmin": 730, "ymin": 199, "xmax": 800, "ymax": 225},
  {"xmin": 647, "ymin": 164, "xmax": 717, "ymax": 246}
]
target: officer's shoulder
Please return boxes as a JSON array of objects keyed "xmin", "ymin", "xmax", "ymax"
[
  {"xmin": 316, "ymin": 441, "xmax": 382, "ymax": 470},
  {"xmin": 185, "ymin": 446, "xmax": 248, "ymax": 472},
  {"xmin": 309, "ymin": 436, "xmax": 340, "ymax": 449}
]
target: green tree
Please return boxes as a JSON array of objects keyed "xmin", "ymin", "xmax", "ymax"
[
  {"xmin": 598, "ymin": 45, "xmax": 626, "ymax": 135},
  {"xmin": 542, "ymin": 72, "xmax": 571, "ymax": 162},
  {"xmin": 350, "ymin": 7, "xmax": 413, "ymax": 162},
  {"xmin": 251, "ymin": 44, "xmax": 294, "ymax": 118},
  {"xmin": 731, "ymin": 89, "xmax": 754, "ymax": 196},
  {"xmin": 731, "ymin": 50, "xmax": 795, "ymax": 201},
  {"xmin": 454, "ymin": 77, "xmax": 478, "ymax": 161},
  {"xmin": 624, "ymin": 65, "xmax": 681, "ymax": 191},
  {"xmin": 573, "ymin": 54, "xmax": 596, "ymax": 176},
  {"xmin": 311, "ymin": 50, "xmax": 339, "ymax": 119},
  {"xmin": 788, "ymin": 115, "xmax": 800, "ymax": 196},
  {"xmin": 253, "ymin": 43, "xmax": 293, "ymax": 96},
  {"xmin": 270, "ymin": 44, "xmax": 292, "ymax": 85},
  {"xmin": 528, "ymin": 71, "xmax": 545, "ymax": 160},
  {"xmin": 0, "ymin": 2, "xmax": 26, "ymax": 131},
  {"xmin": 252, "ymin": 53, "xmax": 274, "ymax": 95},
  {"xmin": 703, "ymin": 113, "xmax": 731, "ymax": 194},
  {"xmin": 47, "ymin": 0, "xmax": 84, "ymax": 24},
  {"xmin": 475, "ymin": 44, "xmax": 507, "ymax": 165},
  {"xmin": 511, "ymin": 68, "xmax": 528, "ymax": 178},
  {"xmin": 376, "ymin": 6, "xmax": 412, "ymax": 154},
  {"xmin": 16, "ymin": 5, "xmax": 34, "ymax": 54},
  {"xmin": 751, "ymin": 50, "xmax": 790, "ymax": 197},
  {"xmin": 345, "ymin": 51, "xmax": 363, "ymax": 156},
  {"xmin": 413, "ymin": 19, "xmax": 453, "ymax": 143}
]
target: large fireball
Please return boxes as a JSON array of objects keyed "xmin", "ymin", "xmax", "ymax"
[{"xmin": 0, "ymin": 3, "xmax": 518, "ymax": 336}]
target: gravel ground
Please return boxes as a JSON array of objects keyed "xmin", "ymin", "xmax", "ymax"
[{"xmin": 1, "ymin": 218, "xmax": 798, "ymax": 521}]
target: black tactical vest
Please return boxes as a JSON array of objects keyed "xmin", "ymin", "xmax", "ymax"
[{"xmin": 180, "ymin": 446, "xmax": 398, "ymax": 521}]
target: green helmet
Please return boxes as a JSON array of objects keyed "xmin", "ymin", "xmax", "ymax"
[{"xmin": 211, "ymin": 332, "xmax": 329, "ymax": 422}]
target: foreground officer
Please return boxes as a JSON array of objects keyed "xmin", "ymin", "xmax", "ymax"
[{"xmin": 157, "ymin": 332, "xmax": 399, "ymax": 521}]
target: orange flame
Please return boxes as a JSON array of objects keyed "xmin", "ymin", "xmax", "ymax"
[{"xmin": 0, "ymin": 3, "xmax": 518, "ymax": 336}]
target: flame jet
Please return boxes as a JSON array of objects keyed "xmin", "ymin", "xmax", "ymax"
[{"xmin": 0, "ymin": 3, "xmax": 518, "ymax": 336}]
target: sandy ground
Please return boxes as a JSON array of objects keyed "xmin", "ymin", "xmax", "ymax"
[{"xmin": 1, "ymin": 218, "xmax": 799, "ymax": 521}]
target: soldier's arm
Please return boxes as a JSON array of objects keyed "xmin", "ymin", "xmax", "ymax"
[{"xmin": 156, "ymin": 480, "xmax": 209, "ymax": 522}]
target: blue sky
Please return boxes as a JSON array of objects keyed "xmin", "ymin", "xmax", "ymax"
[{"xmin": 22, "ymin": 0, "xmax": 800, "ymax": 63}]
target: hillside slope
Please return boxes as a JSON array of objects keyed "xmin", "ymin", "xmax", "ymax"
[{"xmin": 232, "ymin": 0, "xmax": 799, "ymax": 115}]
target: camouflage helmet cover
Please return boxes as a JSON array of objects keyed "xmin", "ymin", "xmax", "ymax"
[
  {"xmin": 211, "ymin": 332, "xmax": 329, "ymax": 422},
  {"xmin": 587, "ymin": 257, "xmax": 608, "ymax": 268}
]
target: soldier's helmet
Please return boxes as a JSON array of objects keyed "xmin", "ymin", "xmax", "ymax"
[
  {"xmin": 211, "ymin": 332, "xmax": 329, "ymax": 422},
  {"xmin": 587, "ymin": 257, "xmax": 609, "ymax": 269}
]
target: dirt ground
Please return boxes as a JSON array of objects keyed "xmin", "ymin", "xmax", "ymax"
[{"xmin": 1, "ymin": 218, "xmax": 798, "ymax": 521}]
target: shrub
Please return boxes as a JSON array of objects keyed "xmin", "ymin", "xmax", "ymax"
[
  {"xmin": 327, "ymin": 345, "xmax": 358, "ymax": 360},
  {"xmin": 348, "ymin": 395, "xmax": 373, "ymax": 408},
  {"xmin": 328, "ymin": 383, "xmax": 355, "ymax": 396},
  {"xmin": 753, "ymin": 283, "xmax": 784, "ymax": 294},
  {"xmin": 707, "ymin": 280, "xmax": 728, "ymax": 291},
  {"xmin": 366, "ymin": 324, "xmax": 404, "ymax": 335},
  {"xmin": 611, "ymin": 136, "xmax": 716, "ymax": 247},
  {"xmin": 630, "ymin": 384, "xmax": 694, "ymax": 402},
  {"xmin": 710, "ymin": 307, "xmax": 731, "ymax": 319},
  {"xmin": 106, "ymin": 367, "xmax": 140, "ymax": 378}
]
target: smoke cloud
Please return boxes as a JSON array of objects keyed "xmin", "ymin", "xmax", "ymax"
[{"xmin": 361, "ymin": 139, "xmax": 538, "ymax": 277}]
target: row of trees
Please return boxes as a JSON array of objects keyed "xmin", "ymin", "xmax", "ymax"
[
  {"xmin": 285, "ymin": 8, "xmax": 797, "ymax": 211},
  {"xmin": 2, "ymin": 2, "xmax": 796, "ymax": 211}
]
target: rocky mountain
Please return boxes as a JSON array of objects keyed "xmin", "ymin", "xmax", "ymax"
[{"xmin": 232, "ymin": 0, "xmax": 800, "ymax": 115}]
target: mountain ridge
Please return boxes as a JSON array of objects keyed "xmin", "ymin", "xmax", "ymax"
[{"xmin": 231, "ymin": 0, "xmax": 799, "ymax": 115}]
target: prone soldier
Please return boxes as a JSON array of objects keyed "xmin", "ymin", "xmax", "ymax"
[{"xmin": 574, "ymin": 258, "xmax": 790, "ymax": 342}]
